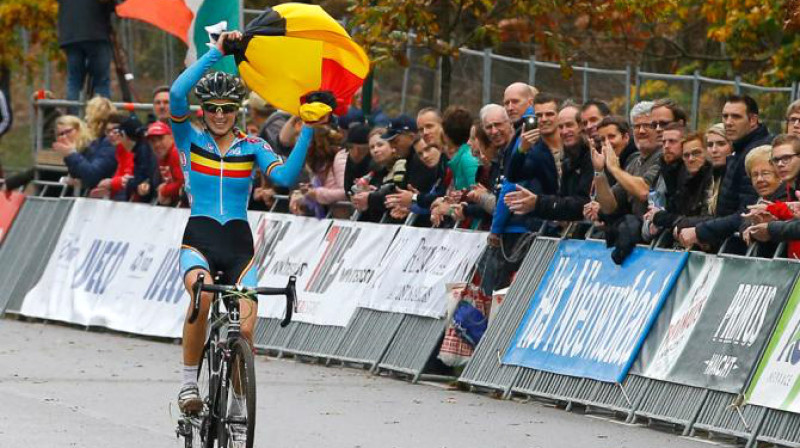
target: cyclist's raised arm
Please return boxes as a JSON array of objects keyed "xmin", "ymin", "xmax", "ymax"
[
  {"xmin": 257, "ymin": 125, "xmax": 313, "ymax": 188},
  {"xmin": 169, "ymin": 48, "xmax": 223, "ymax": 147}
]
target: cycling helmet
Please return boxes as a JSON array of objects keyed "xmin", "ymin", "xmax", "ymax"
[{"xmin": 194, "ymin": 71, "xmax": 247, "ymax": 103}]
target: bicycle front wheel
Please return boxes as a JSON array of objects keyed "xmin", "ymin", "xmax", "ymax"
[{"xmin": 219, "ymin": 338, "xmax": 256, "ymax": 448}]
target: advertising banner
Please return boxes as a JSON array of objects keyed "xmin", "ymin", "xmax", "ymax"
[
  {"xmin": 0, "ymin": 191, "xmax": 25, "ymax": 244},
  {"xmin": 503, "ymin": 240, "xmax": 687, "ymax": 383},
  {"xmin": 254, "ymin": 215, "xmax": 397, "ymax": 326},
  {"xmin": 359, "ymin": 227, "xmax": 487, "ymax": 318},
  {"xmin": 20, "ymin": 199, "xmax": 190, "ymax": 337},
  {"xmin": 637, "ymin": 255, "xmax": 798, "ymax": 393},
  {"xmin": 249, "ymin": 211, "xmax": 330, "ymax": 320},
  {"xmin": 746, "ymin": 280, "xmax": 800, "ymax": 411}
]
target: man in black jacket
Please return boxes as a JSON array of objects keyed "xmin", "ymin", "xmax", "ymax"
[
  {"xmin": 504, "ymin": 102, "xmax": 592, "ymax": 221},
  {"xmin": 678, "ymin": 95, "xmax": 772, "ymax": 250},
  {"xmin": 58, "ymin": 0, "xmax": 115, "ymax": 106}
]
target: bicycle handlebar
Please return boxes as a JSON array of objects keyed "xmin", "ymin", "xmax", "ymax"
[{"xmin": 188, "ymin": 275, "xmax": 297, "ymax": 327}]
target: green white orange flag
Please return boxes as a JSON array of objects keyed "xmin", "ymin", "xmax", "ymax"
[{"xmin": 115, "ymin": 0, "xmax": 240, "ymax": 73}]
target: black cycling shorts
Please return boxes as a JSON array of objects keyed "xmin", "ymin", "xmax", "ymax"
[{"xmin": 179, "ymin": 216, "xmax": 257, "ymax": 286}]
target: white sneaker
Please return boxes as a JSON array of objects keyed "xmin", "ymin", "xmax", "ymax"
[{"xmin": 177, "ymin": 384, "xmax": 203, "ymax": 414}]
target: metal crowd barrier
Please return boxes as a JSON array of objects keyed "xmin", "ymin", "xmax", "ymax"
[
  {"xmin": 458, "ymin": 236, "xmax": 560, "ymax": 394},
  {"xmin": 280, "ymin": 323, "xmax": 346, "ymax": 360},
  {"xmin": 327, "ymin": 308, "xmax": 405, "ymax": 371},
  {"xmin": 376, "ymin": 314, "xmax": 447, "ymax": 382},
  {"xmin": 0, "ymin": 197, "xmax": 74, "ymax": 315}
]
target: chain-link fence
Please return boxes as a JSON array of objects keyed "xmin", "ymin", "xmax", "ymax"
[{"xmin": 17, "ymin": 13, "xmax": 800, "ymax": 138}]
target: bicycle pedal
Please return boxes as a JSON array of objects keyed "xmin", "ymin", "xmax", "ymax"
[{"xmin": 176, "ymin": 419, "xmax": 192, "ymax": 438}]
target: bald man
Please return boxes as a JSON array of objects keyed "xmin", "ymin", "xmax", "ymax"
[{"xmin": 503, "ymin": 82, "xmax": 535, "ymax": 124}]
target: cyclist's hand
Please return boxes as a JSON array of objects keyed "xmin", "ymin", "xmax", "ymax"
[{"xmin": 216, "ymin": 31, "xmax": 243, "ymax": 55}]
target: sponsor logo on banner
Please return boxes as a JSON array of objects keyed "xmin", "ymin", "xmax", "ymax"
[
  {"xmin": 746, "ymin": 280, "xmax": 800, "ymax": 411},
  {"xmin": 290, "ymin": 221, "xmax": 397, "ymax": 326},
  {"xmin": 638, "ymin": 254, "xmax": 799, "ymax": 393},
  {"xmin": 360, "ymin": 227, "xmax": 487, "ymax": 318},
  {"xmin": 642, "ymin": 256, "xmax": 722, "ymax": 379},
  {"xmin": 71, "ymin": 239, "xmax": 129, "ymax": 295},
  {"xmin": 252, "ymin": 214, "xmax": 292, "ymax": 279},
  {"xmin": 305, "ymin": 226, "xmax": 363, "ymax": 295},
  {"xmin": 142, "ymin": 248, "xmax": 185, "ymax": 304},
  {"xmin": 20, "ymin": 199, "xmax": 192, "ymax": 338},
  {"xmin": 503, "ymin": 240, "xmax": 687, "ymax": 383}
]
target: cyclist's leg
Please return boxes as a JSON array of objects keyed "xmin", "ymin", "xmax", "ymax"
[{"xmin": 179, "ymin": 246, "xmax": 214, "ymax": 413}]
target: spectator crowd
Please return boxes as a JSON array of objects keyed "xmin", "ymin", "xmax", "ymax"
[{"xmin": 6, "ymin": 77, "xmax": 800, "ymax": 296}]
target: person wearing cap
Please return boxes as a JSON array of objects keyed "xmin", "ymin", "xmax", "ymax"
[
  {"xmin": 118, "ymin": 115, "xmax": 157, "ymax": 202},
  {"xmin": 382, "ymin": 115, "xmax": 418, "ymax": 160},
  {"xmin": 343, "ymin": 123, "xmax": 372, "ymax": 198},
  {"xmin": 146, "ymin": 121, "xmax": 185, "ymax": 206}
]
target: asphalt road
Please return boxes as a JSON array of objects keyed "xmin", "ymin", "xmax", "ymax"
[{"xmin": 0, "ymin": 318, "xmax": 722, "ymax": 448}]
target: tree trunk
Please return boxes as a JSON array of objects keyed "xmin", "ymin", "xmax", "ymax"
[{"xmin": 439, "ymin": 54, "xmax": 452, "ymax": 110}]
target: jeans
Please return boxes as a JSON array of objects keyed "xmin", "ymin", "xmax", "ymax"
[{"xmin": 64, "ymin": 40, "xmax": 112, "ymax": 112}]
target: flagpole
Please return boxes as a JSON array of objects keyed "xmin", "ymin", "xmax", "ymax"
[{"xmin": 239, "ymin": 0, "xmax": 244, "ymax": 30}]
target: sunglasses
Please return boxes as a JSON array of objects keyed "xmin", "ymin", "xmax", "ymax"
[
  {"xmin": 202, "ymin": 103, "xmax": 239, "ymax": 114},
  {"xmin": 57, "ymin": 128, "xmax": 75, "ymax": 137}
]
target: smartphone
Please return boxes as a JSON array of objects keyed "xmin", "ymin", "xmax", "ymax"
[
  {"xmin": 592, "ymin": 136, "xmax": 603, "ymax": 152},
  {"xmin": 523, "ymin": 115, "xmax": 538, "ymax": 132}
]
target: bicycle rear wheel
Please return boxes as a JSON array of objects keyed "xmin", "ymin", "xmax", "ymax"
[{"xmin": 218, "ymin": 338, "xmax": 257, "ymax": 448}]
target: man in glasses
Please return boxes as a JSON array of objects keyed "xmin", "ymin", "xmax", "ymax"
[
  {"xmin": 170, "ymin": 31, "xmax": 322, "ymax": 419},
  {"xmin": 650, "ymin": 98, "xmax": 687, "ymax": 142},
  {"xmin": 785, "ymin": 99, "xmax": 800, "ymax": 137},
  {"xmin": 678, "ymin": 94, "xmax": 772, "ymax": 251}
]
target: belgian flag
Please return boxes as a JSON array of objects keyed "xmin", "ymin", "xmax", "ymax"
[{"xmin": 227, "ymin": 3, "xmax": 370, "ymax": 118}]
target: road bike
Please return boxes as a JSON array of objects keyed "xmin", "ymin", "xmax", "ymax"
[{"xmin": 176, "ymin": 272, "xmax": 297, "ymax": 448}]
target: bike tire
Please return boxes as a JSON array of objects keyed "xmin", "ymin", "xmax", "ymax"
[
  {"xmin": 218, "ymin": 338, "xmax": 257, "ymax": 448},
  {"xmin": 196, "ymin": 341, "xmax": 218, "ymax": 448}
]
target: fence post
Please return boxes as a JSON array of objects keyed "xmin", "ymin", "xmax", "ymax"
[
  {"xmin": 734, "ymin": 76, "xmax": 742, "ymax": 94},
  {"xmin": 691, "ymin": 70, "xmax": 700, "ymax": 131},
  {"xmin": 582, "ymin": 62, "xmax": 589, "ymax": 103},
  {"xmin": 792, "ymin": 81, "xmax": 799, "ymax": 104},
  {"xmin": 483, "ymin": 48, "xmax": 492, "ymax": 106},
  {"xmin": 435, "ymin": 56, "xmax": 442, "ymax": 111},
  {"xmin": 528, "ymin": 55, "xmax": 537, "ymax": 88},
  {"xmin": 400, "ymin": 44, "xmax": 412, "ymax": 114},
  {"xmin": 634, "ymin": 66, "xmax": 641, "ymax": 103},
  {"xmin": 624, "ymin": 65, "xmax": 632, "ymax": 118},
  {"xmin": 162, "ymin": 31, "xmax": 169, "ymax": 86}
]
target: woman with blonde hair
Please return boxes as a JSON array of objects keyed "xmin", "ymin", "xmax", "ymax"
[
  {"xmin": 704, "ymin": 123, "xmax": 733, "ymax": 215},
  {"xmin": 85, "ymin": 96, "xmax": 117, "ymax": 140},
  {"xmin": 52, "ymin": 113, "xmax": 117, "ymax": 191}
]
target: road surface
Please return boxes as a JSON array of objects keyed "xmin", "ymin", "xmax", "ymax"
[{"xmin": 0, "ymin": 318, "xmax": 722, "ymax": 448}]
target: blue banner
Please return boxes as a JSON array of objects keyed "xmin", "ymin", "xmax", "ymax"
[{"xmin": 503, "ymin": 240, "xmax": 687, "ymax": 382}]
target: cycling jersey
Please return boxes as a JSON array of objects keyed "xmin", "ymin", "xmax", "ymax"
[
  {"xmin": 170, "ymin": 47, "xmax": 312, "ymax": 284},
  {"xmin": 170, "ymin": 46, "xmax": 312, "ymax": 224}
]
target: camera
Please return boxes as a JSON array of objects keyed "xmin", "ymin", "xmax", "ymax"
[{"xmin": 523, "ymin": 115, "xmax": 538, "ymax": 132}]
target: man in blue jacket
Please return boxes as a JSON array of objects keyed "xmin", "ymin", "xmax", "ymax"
[{"xmin": 678, "ymin": 95, "xmax": 772, "ymax": 251}]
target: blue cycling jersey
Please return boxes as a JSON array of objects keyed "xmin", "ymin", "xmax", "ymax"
[{"xmin": 170, "ymin": 47, "xmax": 312, "ymax": 224}]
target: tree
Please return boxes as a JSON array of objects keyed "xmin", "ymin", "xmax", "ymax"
[{"xmin": 0, "ymin": 0, "xmax": 59, "ymax": 76}]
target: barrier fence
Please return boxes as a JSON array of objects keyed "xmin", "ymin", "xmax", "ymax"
[{"xmin": 6, "ymin": 196, "xmax": 800, "ymax": 447}]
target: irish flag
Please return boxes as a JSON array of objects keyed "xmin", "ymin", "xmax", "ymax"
[{"xmin": 115, "ymin": 0, "xmax": 241, "ymax": 73}]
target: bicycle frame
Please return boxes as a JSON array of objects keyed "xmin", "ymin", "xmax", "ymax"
[{"xmin": 177, "ymin": 273, "xmax": 297, "ymax": 447}]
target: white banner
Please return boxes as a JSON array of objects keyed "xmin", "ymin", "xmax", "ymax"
[
  {"xmin": 297, "ymin": 221, "xmax": 397, "ymax": 326},
  {"xmin": 21, "ymin": 199, "xmax": 190, "ymax": 338},
  {"xmin": 359, "ymin": 227, "xmax": 486, "ymax": 318},
  {"xmin": 249, "ymin": 212, "xmax": 330, "ymax": 321}
]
